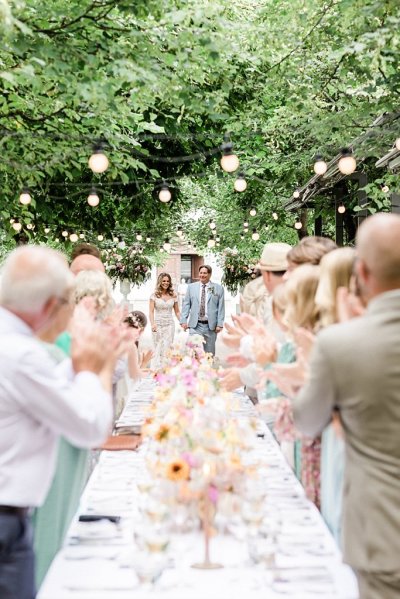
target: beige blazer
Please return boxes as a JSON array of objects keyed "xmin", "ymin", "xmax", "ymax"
[{"xmin": 294, "ymin": 290, "xmax": 400, "ymax": 573}]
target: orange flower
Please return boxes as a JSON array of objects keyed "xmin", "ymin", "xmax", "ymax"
[
  {"xmin": 166, "ymin": 459, "xmax": 190, "ymax": 481},
  {"xmin": 155, "ymin": 424, "xmax": 170, "ymax": 441}
]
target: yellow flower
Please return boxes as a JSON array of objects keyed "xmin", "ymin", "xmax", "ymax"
[{"xmin": 166, "ymin": 459, "xmax": 190, "ymax": 481}]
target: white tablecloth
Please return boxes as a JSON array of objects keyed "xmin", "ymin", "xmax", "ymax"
[{"xmin": 38, "ymin": 379, "xmax": 359, "ymax": 599}]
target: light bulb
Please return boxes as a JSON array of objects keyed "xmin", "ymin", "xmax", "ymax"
[
  {"xmin": 382, "ymin": 184, "xmax": 389, "ymax": 193},
  {"xmin": 293, "ymin": 189, "xmax": 300, "ymax": 199},
  {"xmin": 19, "ymin": 188, "xmax": 32, "ymax": 205},
  {"xmin": 251, "ymin": 229, "xmax": 260, "ymax": 241},
  {"xmin": 159, "ymin": 182, "xmax": 171, "ymax": 203},
  {"xmin": 79, "ymin": 233, "xmax": 85, "ymax": 239},
  {"xmin": 294, "ymin": 221, "xmax": 302, "ymax": 230},
  {"xmin": 62, "ymin": 230, "xmax": 68, "ymax": 237},
  {"xmin": 249, "ymin": 207, "xmax": 257, "ymax": 216},
  {"xmin": 146, "ymin": 237, "xmax": 151, "ymax": 243},
  {"xmin": 163, "ymin": 239, "xmax": 171, "ymax": 252},
  {"xmin": 97, "ymin": 234, "xmax": 104, "ymax": 241},
  {"xmin": 69, "ymin": 233, "xmax": 78, "ymax": 242},
  {"xmin": 88, "ymin": 148, "xmax": 109, "ymax": 173},
  {"xmin": 87, "ymin": 187, "xmax": 100, "ymax": 207},
  {"xmin": 234, "ymin": 173, "xmax": 247, "ymax": 192},
  {"xmin": 395, "ymin": 138, "xmax": 400, "ymax": 151},
  {"xmin": 208, "ymin": 237, "xmax": 216, "ymax": 248},
  {"xmin": 12, "ymin": 222, "xmax": 22, "ymax": 232},
  {"xmin": 177, "ymin": 227, "xmax": 183, "ymax": 237},
  {"xmin": 272, "ymin": 212, "xmax": 278, "ymax": 220},
  {"xmin": 313, "ymin": 154, "xmax": 328, "ymax": 175},
  {"xmin": 118, "ymin": 241, "xmax": 126, "ymax": 249},
  {"xmin": 44, "ymin": 227, "xmax": 50, "ymax": 234},
  {"xmin": 26, "ymin": 223, "xmax": 33, "ymax": 230},
  {"xmin": 113, "ymin": 236, "xmax": 119, "ymax": 243},
  {"xmin": 10, "ymin": 218, "xmax": 15, "ymax": 223},
  {"xmin": 240, "ymin": 234, "xmax": 244, "ymax": 240},
  {"xmin": 136, "ymin": 232, "xmax": 143, "ymax": 241},
  {"xmin": 220, "ymin": 153, "xmax": 239, "ymax": 173},
  {"xmin": 216, "ymin": 236, "xmax": 220, "ymax": 242},
  {"xmin": 209, "ymin": 220, "xmax": 216, "ymax": 230},
  {"xmin": 338, "ymin": 148, "xmax": 356, "ymax": 175},
  {"xmin": 337, "ymin": 203, "xmax": 346, "ymax": 214},
  {"xmin": 243, "ymin": 221, "xmax": 249, "ymax": 228},
  {"xmin": 160, "ymin": 248, "xmax": 164, "ymax": 253}
]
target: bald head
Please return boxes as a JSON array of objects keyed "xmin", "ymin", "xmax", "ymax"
[
  {"xmin": 356, "ymin": 213, "xmax": 400, "ymax": 295},
  {"xmin": 0, "ymin": 245, "xmax": 73, "ymax": 313},
  {"xmin": 70, "ymin": 254, "xmax": 105, "ymax": 276}
]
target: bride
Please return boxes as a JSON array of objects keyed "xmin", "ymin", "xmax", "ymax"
[{"xmin": 149, "ymin": 272, "xmax": 181, "ymax": 369}]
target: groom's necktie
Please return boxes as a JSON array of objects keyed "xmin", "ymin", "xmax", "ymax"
[{"xmin": 199, "ymin": 284, "xmax": 206, "ymax": 319}]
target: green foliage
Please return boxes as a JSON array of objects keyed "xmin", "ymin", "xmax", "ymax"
[
  {"xmin": 220, "ymin": 249, "xmax": 258, "ymax": 295},
  {"xmin": 0, "ymin": 0, "xmax": 399, "ymax": 254}
]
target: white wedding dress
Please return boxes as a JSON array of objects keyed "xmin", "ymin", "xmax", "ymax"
[{"xmin": 151, "ymin": 294, "xmax": 177, "ymax": 369}]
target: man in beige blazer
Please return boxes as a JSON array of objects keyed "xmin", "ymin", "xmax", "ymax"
[{"xmin": 294, "ymin": 213, "xmax": 400, "ymax": 599}]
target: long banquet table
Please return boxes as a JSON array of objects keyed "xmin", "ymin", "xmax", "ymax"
[{"xmin": 38, "ymin": 378, "xmax": 359, "ymax": 599}]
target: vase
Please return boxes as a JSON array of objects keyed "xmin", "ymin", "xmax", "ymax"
[{"xmin": 120, "ymin": 278, "xmax": 131, "ymax": 301}]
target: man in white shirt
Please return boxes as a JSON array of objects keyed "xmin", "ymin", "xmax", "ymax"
[{"xmin": 0, "ymin": 246, "xmax": 119, "ymax": 599}]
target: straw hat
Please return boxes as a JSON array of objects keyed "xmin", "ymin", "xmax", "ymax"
[{"xmin": 256, "ymin": 242, "xmax": 292, "ymax": 272}]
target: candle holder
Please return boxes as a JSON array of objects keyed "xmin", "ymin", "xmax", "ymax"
[{"xmin": 192, "ymin": 492, "xmax": 222, "ymax": 570}]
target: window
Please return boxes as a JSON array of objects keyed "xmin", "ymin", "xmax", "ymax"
[{"xmin": 180, "ymin": 255, "xmax": 192, "ymax": 283}]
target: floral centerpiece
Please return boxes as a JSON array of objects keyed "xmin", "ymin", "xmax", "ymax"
[
  {"xmin": 141, "ymin": 334, "xmax": 258, "ymax": 568},
  {"xmin": 103, "ymin": 245, "xmax": 152, "ymax": 286},
  {"xmin": 221, "ymin": 249, "xmax": 258, "ymax": 294}
]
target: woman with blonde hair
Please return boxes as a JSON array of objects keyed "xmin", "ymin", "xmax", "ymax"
[
  {"xmin": 149, "ymin": 272, "xmax": 180, "ymax": 369},
  {"xmin": 274, "ymin": 264, "xmax": 322, "ymax": 506},
  {"xmin": 315, "ymin": 247, "xmax": 355, "ymax": 544}
]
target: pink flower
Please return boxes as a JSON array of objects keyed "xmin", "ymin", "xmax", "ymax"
[{"xmin": 208, "ymin": 485, "xmax": 219, "ymax": 504}]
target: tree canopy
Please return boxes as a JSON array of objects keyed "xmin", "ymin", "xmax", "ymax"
[{"xmin": 0, "ymin": 0, "xmax": 399, "ymax": 261}]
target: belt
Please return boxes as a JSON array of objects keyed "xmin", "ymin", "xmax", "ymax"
[
  {"xmin": 198, "ymin": 319, "xmax": 209, "ymax": 324},
  {"xmin": 0, "ymin": 506, "xmax": 30, "ymax": 517}
]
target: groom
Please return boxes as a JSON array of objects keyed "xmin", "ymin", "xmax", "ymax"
[{"xmin": 180, "ymin": 265, "xmax": 225, "ymax": 355}]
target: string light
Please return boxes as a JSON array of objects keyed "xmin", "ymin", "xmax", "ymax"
[
  {"xmin": 87, "ymin": 187, "xmax": 100, "ymax": 207},
  {"xmin": 19, "ymin": 188, "xmax": 32, "ymax": 205},
  {"xmin": 159, "ymin": 181, "xmax": 172, "ymax": 203},
  {"xmin": 243, "ymin": 221, "xmax": 249, "ymax": 228},
  {"xmin": 294, "ymin": 220, "xmax": 302, "ymax": 230},
  {"xmin": 12, "ymin": 222, "xmax": 22, "ymax": 232},
  {"xmin": 337, "ymin": 203, "xmax": 346, "ymax": 214},
  {"xmin": 240, "ymin": 234, "xmax": 244, "ymax": 240},
  {"xmin": 251, "ymin": 229, "xmax": 260, "ymax": 241},
  {"xmin": 249, "ymin": 207, "xmax": 257, "ymax": 216},
  {"xmin": 163, "ymin": 239, "xmax": 171, "ymax": 252},
  {"xmin": 79, "ymin": 233, "xmax": 85, "ymax": 239},
  {"xmin": 313, "ymin": 154, "xmax": 328, "ymax": 175},
  {"xmin": 207, "ymin": 236, "xmax": 216, "ymax": 248},
  {"xmin": 272, "ymin": 212, "xmax": 278, "ymax": 220},
  {"xmin": 220, "ymin": 135, "xmax": 239, "ymax": 173},
  {"xmin": 176, "ymin": 227, "xmax": 183, "ymax": 237},
  {"xmin": 88, "ymin": 143, "xmax": 109, "ymax": 174},
  {"xmin": 69, "ymin": 233, "xmax": 78, "ymax": 242},
  {"xmin": 97, "ymin": 234, "xmax": 104, "ymax": 241},
  {"xmin": 234, "ymin": 172, "xmax": 247, "ymax": 192},
  {"xmin": 216, "ymin": 236, "xmax": 220, "ymax": 242},
  {"xmin": 44, "ymin": 227, "xmax": 50, "ymax": 234},
  {"xmin": 61, "ymin": 230, "xmax": 68, "ymax": 238},
  {"xmin": 113, "ymin": 236, "xmax": 119, "ymax": 243},
  {"xmin": 209, "ymin": 219, "xmax": 216, "ymax": 230},
  {"xmin": 381, "ymin": 184, "xmax": 389, "ymax": 193},
  {"xmin": 293, "ymin": 189, "xmax": 301, "ymax": 199},
  {"xmin": 395, "ymin": 138, "xmax": 400, "ymax": 151},
  {"xmin": 136, "ymin": 232, "xmax": 143, "ymax": 241},
  {"xmin": 26, "ymin": 223, "xmax": 33, "ymax": 230},
  {"xmin": 146, "ymin": 236, "xmax": 152, "ymax": 243},
  {"xmin": 160, "ymin": 247, "xmax": 164, "ymax": 253},
  {"xmin": 338, "ymin": 148, "xmax": 356, "ymax": 175}
]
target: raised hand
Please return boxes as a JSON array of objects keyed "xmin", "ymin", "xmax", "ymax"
[{"xmin": 219, "ymin": 367, "xmax": 243, "ymax": 391}]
